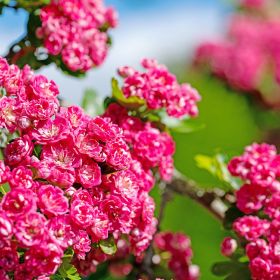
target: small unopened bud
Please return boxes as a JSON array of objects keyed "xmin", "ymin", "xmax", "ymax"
[{"xmin": 221, "ymin": 237, "xmax": 238, "ymax": 257}]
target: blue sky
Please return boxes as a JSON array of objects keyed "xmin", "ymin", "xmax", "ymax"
[{"xmin": 0, "ymin": 1, "xmax": 233, "ymax": 104}]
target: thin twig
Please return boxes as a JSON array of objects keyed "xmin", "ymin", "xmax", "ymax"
[{"xmin": 166, "ymin": 171, "xmax": 226, "ymax": 221}]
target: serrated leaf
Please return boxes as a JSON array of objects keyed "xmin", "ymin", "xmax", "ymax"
[
  {"xmin": 111, "ymin": 78, "xmax": 145, "ymax": 109},
  {"xmin": 99, "ymin": 236, "xmax": 117, "ymax": 255},
  {"xmin": 58, "ymin": 256, "xmax": 80, "ymax": 280},
  {"xmin": 195, "ymin": 153, "xmax": 240, "ymax": 190},
  {"xmin": 81, "ymin": 89, "xmax": 103, "ymax": 116}
]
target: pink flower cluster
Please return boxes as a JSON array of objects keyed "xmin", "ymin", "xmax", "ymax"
[
  {"xmin": 36, "ymin": 0, "xmax": 118, "ymax": 73},
  {"xmin": 0, "ymin": 57, "xmax": 59, "ymax": 132},
  {"xmin": 118, "ymin": 59, "xmax": 201, "ymax": 118},
  {"xmin": 222, "ymin": 143, "xmax": 280, "ymax": 279},
  {"xmin": 239, "ymin": 0, "xmax": 268, "ymax": 9},
  {"xmin": 104, "ymin": 103, "xmax": 176, "ymax": 182},
  {"xmin": 154, "ymin": 232, "xmax": 200, "ymax": 280},
  {"xmin": 0, "ymin": 57, "xmax": 158, "ymax": 278},
  {"xmin": 194, "ymin": 5, "xmax": 280, "ymax": 106}
]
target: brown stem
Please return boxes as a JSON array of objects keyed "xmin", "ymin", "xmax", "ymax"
[
  {"xmin": 166, "ymin": 171, "xmax": 226, "ymax": 222},
  {"xmin": 4, "ymin": 36, "xmax": 35, "ymax": 66}
]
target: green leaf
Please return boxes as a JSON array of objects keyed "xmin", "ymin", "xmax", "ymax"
[
  {"xmin": 111, "ymin": 78, "xmax": 145, "ymax": 109},
  {"xmin": 212, "ymin": 261, "xmax": 235, "ymax": 276},
  {"xmin": 58, "ymin": 256, "xmax": 80, "ymax": 280},
  {"xmin": 81, "ymin": 89, "xmax": 103, "ymax": 116},
  {"xmin": 99, "ymin": 236, "xmax": 117, "ymax": 255},
  {"xmin": 224, "ymin": 263, "xmax": 251, "ymax": 280},
  {"xmin": 50, "ymin": 275, "xmax": 64, "ymax": 280},
  {"xmin": 0, "ymin": 183, "xmax": 10, "ymax": 196},
  {"xmin": 195, "ymin": 153, "xmax": 240, "ymax": 190}
]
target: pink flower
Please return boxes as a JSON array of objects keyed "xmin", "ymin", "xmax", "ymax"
[
  {"xmin": 48, "ymin": 215, "xmax": 74, "ymax": 249},
  {"xmin": 40, "ymin": 139, "xmax": 81, "ymax": 170},
  {"xmin": 70, "ymin": 201, "xmax": 95, "ymax": 228},
  {"xmin": 73, "ymin": 230, "xmax": 91, "ymax": 260},
  {"xmin": 75, "ymin": 130, "xmax": 105, "ymax": 162},
  {"xmin": 38, "ymin": 0, "xmax": 117, "ymax": 72},
  {"xmin": 88, "ymin": 210, "xmax": 109, "ymax": 243},
  {"xmin": 0, "ymin": 211, "xmax": 13, "ymax": 239},
  {"xmin": 0, "ymin": 246, "xmax": 19, "ymax": 271},
  {"xmin": 233, "ymin": 216, "xmax": 270, "ymax": 241},
  {"xmin": 119, "ymin": 59, "xmax": 201, "ymax": 118},
  {"xmin": 100, "ymin": 195, "xmax": 132, "ymax": 234},
  {"xmin": 220, "ymin": 237, "xmax": 238, "ymax": 257},
  {"xmin": 9, "ymin": 166, "xmax": 34, "ymax": 189},
  {"xmin": 76, "ymin": 159, "xmax": 102, "ymax": 188},
  {"xmin": 37, "ymin": 184, "xmax": 69, "ymax": 217},
  {"xmin": 30, "ymin": 75, "xmax": 59, "ymax": 98},
  {"xmin": 104, "ymin": 139, "xmax": 131, "ymax": 170},
  {"xmin": 88, "ymin": 116, "xmax": 121, "ymax": 142},
  {"xmin": 31, "ymin": 116, "xmax": 70, "ymax": 144},
  {"xmin": 25, "ymin": 241, "xmax": 63, "ymax": 276},
  {"xmin": 4, "ymin": 135, "xmax": 33, "ymax": 166},
  {"xmin": 15, "ymin": 212, "xmax": 47, "ymax": 247},
  {"xmin": 0, "ymin": 160, "xmax": 10, "ymax": 184},
  {"xmin": 159, "ymin": 156, "xmax": 174, "ymax": 182},
  {"xmin": 1, "ymin": 188, "xmax": 36, "ymax": 219},
  {"xmin": 236, "ymin": 184, "xmax": 267, "ymax": 214}
]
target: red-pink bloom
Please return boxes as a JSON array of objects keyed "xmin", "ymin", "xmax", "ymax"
[
  {"xmin": 1, "ymin": 188, "xmax": 36, "ymax": 219},
  {"xmin": 236, "ymin": 183, "xmax": 267, "ymax": 214},
  {"xmin": 75, "ymin": 130, "xmax": 105, "ymax": 162},
  {"xmin": 88, "ymin": 210, "xmax": 109, "ymax": 243},
  {"xmin": 40, "ymin": 139, "xmax": 81, "ymax": 170},
  {"xmin": 4, "ymin": 135, "xmax": 33, "ymax": 166},
  {"xmin": 48, "ymin": 215, "xmax": 74, "ymax": 249},
  {"xmin": 37, "ymin": 184, "xmax": 69, "ymax": 217},
  {"xmin": 30, "ymin": 75, "xmax": 59, "ymax": 98},
  {"xmin": 73, "ymin": 230, "xmax": 91, "ymax": 260},
  {"xmin": 154, "ymin": 232, "xmax": 199, "ymax": 280},
  {"xmin": 38, "ymin": 0, "xmax": 118, "ymax": 72},
  {"xmin": 25, "ymin": 241, "xmax": 63, "ymax": 276},
  {"xmin": 76, "ymin": 159, "xmax": 102, "ymax": 188},
  {"xmin": 0, "ymin": 246, "xmax": 19, "ymax": 271},
  {"xmin": 220, "ymin": 237, "xmax": 238, "ymax": 257},
  {"xmin": 9, "ymin": 166, "xmax": 33, "ymax": 189},
  {"xmin": 31, "ymin": 116, "xmax": 70, "ymax": 144},
  {"xmin": 70, "ymin": 201, "xmax": 95, "ymax": 228},
  {"xmin": 100, "ymin": 195, "xmax": 132, "ymax": 234},
  {"xmin": 15, "ymin": 212, "xmax": 47, "ymax": 247},
  {"xmin": 233, "ymin": 216, "xmax": 270, "ymax": 241},
  {"xmin": 0, "ymin": 211, "xmax": 12, "ymax": 239},
  {"xmin": 0, "ymin": 160, "xmax": 10, "ymax": 184},
  {"xmin": 119, "ymin": 59, "xmax": 201, "ymax": 118},
  {"xmin": 105, "ymin": 139, "xmax": 131, "ymax": 170},
  {"xmin": 264, "ymin": 193, "xmax": 280, "ymax": 219}
]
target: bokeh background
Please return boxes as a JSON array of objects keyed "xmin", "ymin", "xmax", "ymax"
[{"xmin": 0, "ymin": 1, "xmax": 268, "ymax": 279}]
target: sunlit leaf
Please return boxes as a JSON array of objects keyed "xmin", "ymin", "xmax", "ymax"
[
  {"xmin": 99, "ymin": 236, "xmax": 117, "ymax": 255},
  {"xmin": 195, "ymin": 153, "xmax": 241, "ymax": 190}
]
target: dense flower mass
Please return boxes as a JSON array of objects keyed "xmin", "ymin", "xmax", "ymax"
[
  {"xmin": 118, "ymin": 59, "xmax": 201, "ymax": 118},
  {"xmin": 154, "ymin": 232, "xmax": 200, "ymax": 280},
  {"xmin": 104, "ymin": 103, "xmax": 175, "ymax": 182},
  {"xmin": 36, "ymin": 0, "xmax": 118, "ymax": 73},
  {"xmin": 222, "ymin": 143, "xmax": 280, "ymax": 279},
  {"xmin": 194, "ymin": 1, "xmax": 280, "ymax": 106},
  {"xmin": 0, "ymin": 56, "xmax": 159, "ymax": 278}
]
